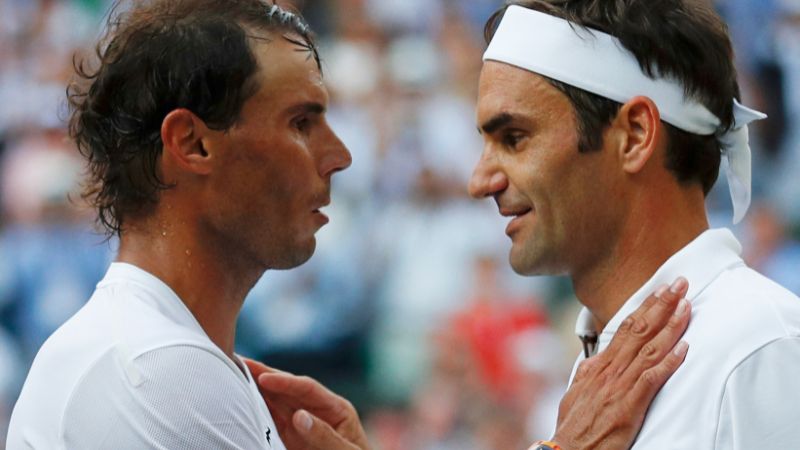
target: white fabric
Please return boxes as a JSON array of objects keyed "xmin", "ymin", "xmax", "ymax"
[
  {"xmin": 571, "ymin": 229, "xmax": 800, "ymax": 449},
  {"xmin": 483, "ymin": 6, "xmax": 767, "ymax": 223},
  {"xmin": 7, "ymin": 263, "xmax": 286, "ymax": 450}
]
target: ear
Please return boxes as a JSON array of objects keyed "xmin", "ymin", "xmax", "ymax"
[
  {"xmin": 613, "ymin": 96, "xmax": 663, "ymax": 174},
  {"xmin": 160, "ymin": 109, "xmax": 213, "ymax": 176}
]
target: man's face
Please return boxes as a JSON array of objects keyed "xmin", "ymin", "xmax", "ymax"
[
  {"xmin": 469, "ymin": 62, "xmax": 621, "ymax": 276},
  {"xmin": 202, "ymin": 35, "xmax": 351, "ymax": 270}
]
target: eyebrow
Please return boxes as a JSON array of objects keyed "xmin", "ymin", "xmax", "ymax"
[
  {"xmin": 287, "ymin": 102, "xmax": 326, "ymax": 116},
  {"xmin": 479, "ymin": 112, "xmax": 514, "ymax": 135}
]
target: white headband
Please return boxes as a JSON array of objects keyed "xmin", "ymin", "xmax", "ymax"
[{"xmin": 483, "ymin": 5, "xmax": 767, "ymax": 223}]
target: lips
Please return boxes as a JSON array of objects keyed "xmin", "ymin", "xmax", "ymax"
[
  {"xmin": 500, "ymin": 206, "xmax": 533, "ymax": 236},
  {"xmin": 499, "ymin": 206, "xmax": 532, "ymax": 218},
  {"xmin": 312, "ymin": 208, "xmax": 329, "ymax": 226},
  {"xmin": 312, "ymin": 197, "xmax": 331, "ymax": 225}
]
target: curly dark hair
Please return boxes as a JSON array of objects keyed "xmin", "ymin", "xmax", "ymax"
[
  {"xmin": 485, "ymin": 0, "xmax": 741, "ymax": 195},
  {"xmin": 68, "ymin": 0, "xmax": 320, "ymax": 237}
]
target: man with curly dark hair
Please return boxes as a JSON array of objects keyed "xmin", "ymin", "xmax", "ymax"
[{"xmin": 7, "ymin": 1, "xmax": 360, "ymax": 448}]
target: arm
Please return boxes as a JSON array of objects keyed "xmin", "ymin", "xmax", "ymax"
[{"xmin": 249, "ymin": 278, "xmax": 691, "ymax": 450}]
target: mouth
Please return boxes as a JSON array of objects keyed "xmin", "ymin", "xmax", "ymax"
[
  {"xmin": 312, "ymin": 201, "xmax": 330, "ymax": 225},
  {"xmin": 500, "ymin": 206, "xmax": 533, "ymax": 236}
]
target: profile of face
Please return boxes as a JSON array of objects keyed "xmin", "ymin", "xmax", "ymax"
[
  {"xmin": 201, "ymin": 34, "xmax": 351, "ymax": 270},
  {"xmin": 469, "ymin": 62, "xmax": 621, "ymax": 276}
]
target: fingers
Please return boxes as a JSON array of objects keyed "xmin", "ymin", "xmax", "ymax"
[
  {"xmin": 629, "ymin": 340, "xmax": 689, "ymax": 410},
  {"xmin": 292, "ymin": 409, "xmax": 359, "ymax": 450},
  {"xmin": 258, "ymin": 373, "xmax": 318, "ymax": 399},
  {"xmin": 628, "ymin": 301, "xmax": 691, "ymax": 404},
  {"xmin": 604, "ymin": 277, "xmax": 689, "ymax": 371},
  {"xmin": 258, "ymin": 373, "xmax": 354, "ymax": 426},
  {"xmin": 570, "ymin": 353, "xmax": 604, "ymax": 387},
  {"xmin": 243, "ymin": 358, "xmax": 284, "ymax": 379},
  {"xmin": 621, "ymin": 296, "xmax": 690, "ymax": 379}
]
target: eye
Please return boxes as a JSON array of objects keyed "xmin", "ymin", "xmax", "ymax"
[
  {"xmin": 291, "ymin": 116, "xmax": 311, "ymax": 132},
  {"xmin": 501, "ymin": 130, "xmax": 526, "ymax": 150}
]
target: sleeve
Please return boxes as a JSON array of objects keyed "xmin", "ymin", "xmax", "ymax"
[
  {"xmin": 61, "ymin": 345, "xmax": 266, "ymax": 450},
  {"xmin": 714, "ymin": 337, "xmax": 800, "ymax": 449}
]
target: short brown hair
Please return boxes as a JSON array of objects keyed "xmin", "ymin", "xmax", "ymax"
[
  {"xmin": 69, "ymin": 0, "xmax": 319, "ymax": 236},
  {"xmin": 485, "ymin": 0, "xmax": 740, "ymax": 195}
]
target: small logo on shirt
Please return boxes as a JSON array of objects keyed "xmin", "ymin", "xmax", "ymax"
[{"xmin": 266, "ymin": 427, "xmax": 272, "ymax": 447}]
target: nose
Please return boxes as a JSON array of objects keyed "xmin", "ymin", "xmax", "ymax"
[
  {"xmin": 319, "ymin": 126, "xmax": 352, "ymax": 178},
  {"xmin": 468, "ymin": 150, "xmax": 508, "ymax": 199}
]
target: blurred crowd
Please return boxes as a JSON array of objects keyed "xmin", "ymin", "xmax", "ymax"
[{"xmin": 1, "ymin": 0, "xmax": 798, "ymax": 448}]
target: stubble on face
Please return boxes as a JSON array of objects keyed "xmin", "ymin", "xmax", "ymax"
[
  {"xmin": 475, "ymin": 62, "xmax": 620, "ymax": 278},
  {"xmin": 201, "ymin": 35, "xmax": 335, "ymax": 271}
]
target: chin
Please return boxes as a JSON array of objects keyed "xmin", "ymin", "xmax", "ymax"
[
  {"xmin": 271, "ymin": 238, "xmax": 316, "ymax": 270},
  {"xmin": 509, "ymin": 248, "xmax": 560, "ymax": 277},
  {"xmin": 510, "ymin": 259, "xmax": 539, "ymax": 276}
]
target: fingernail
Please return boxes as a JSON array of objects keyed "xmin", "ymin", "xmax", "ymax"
[
  {"xmin": 655, "ymin": 284, "xmax": 669, "ymax": 298},
  {"xmin": 673, "ymin": 340, "xmax": 689, "ymax": 357},
  {"xmin": 674, "ymin": 298, "xmax": 688, "ymax": 316},
  {"xmin": 670, "ymin": 277, "xmax": 687, "ymax": 294},
  {"xmin": 295, "ymin": 410, "xmax": 313, "ymax": 432}
]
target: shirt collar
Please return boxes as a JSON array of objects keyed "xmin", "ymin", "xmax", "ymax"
[
  {"xmin": 575, "ymin": 228, "xmax": 745, "ymax": 352},
  {"xmin": 98, "ymin": 262, "xmax": 206, "ymax": 336}
]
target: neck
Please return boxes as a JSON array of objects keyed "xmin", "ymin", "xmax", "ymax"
[
  {"xmin": 117, "ymin": 211, "xmax": 263, "ymax": 359},
  {"xmin": 572, "ymin": 189, "xmax": 709, "ymax": 331}
]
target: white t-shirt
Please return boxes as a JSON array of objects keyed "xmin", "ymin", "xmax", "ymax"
[
  {"xmin": 7, "ymin": 262, "xmax": 286, "ymax": 450},
  {"xmin": 572, "ymin": 228, "xmax": 800, "ymax": 449}
]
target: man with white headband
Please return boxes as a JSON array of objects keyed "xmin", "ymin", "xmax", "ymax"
[{"xmin": 471, "ymin": 0, "xmax": 800, "ymax": 449}]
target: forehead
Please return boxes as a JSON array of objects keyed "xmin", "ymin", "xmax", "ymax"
[
  {"xmin": 476, "ymin": 61, "xmax": 572, "ymax": 122},
  {"xmin": 247, "ymin": 34, "xmax": 327, "ymax": 110}
]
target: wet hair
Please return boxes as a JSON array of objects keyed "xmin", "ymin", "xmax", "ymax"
[
  {"xmin": 484, "ymin": 0, "xmax": 740, "ymax": 195},
  {"xmin": 69, "ymin": 0, "xmax": 320, "ymax": 236}
]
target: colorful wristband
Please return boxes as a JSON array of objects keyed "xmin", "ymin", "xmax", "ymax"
[{"xmin": 529, "ymin": 440, "xmax": 563, "ymax": 450}]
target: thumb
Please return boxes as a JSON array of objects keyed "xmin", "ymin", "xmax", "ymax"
[{"xmin": 293, "ymin": 409, "xmax": 359, "ymax": 450}]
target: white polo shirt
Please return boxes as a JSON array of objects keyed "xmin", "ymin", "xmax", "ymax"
[
  {"xmin": 572, "ymin": 228, "xmax": 800, "ymax": 449},
  {"xmin": 7, "ymin": 263, "xmax": 286, "ymax": 450}
]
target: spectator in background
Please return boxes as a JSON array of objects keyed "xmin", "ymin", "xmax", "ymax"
[
  {"xmin": 772, "ymin": 0, "xmax": 800, "ymax": 223},
  {"xmin": 0, "ymin": 128, "xmax": 113, "ymax": 362},
  {"xmin": 743, "ymin": 201, "xmax": 800, "ymax": 295}
]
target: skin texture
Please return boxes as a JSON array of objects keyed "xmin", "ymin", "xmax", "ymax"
[
  {"xmin": 470, "ymin": 62, "xmax": 623, "ymax": 278},
  {"xmin": 197, "ymin": 37, "xmax": 348, "ymax": 272}
]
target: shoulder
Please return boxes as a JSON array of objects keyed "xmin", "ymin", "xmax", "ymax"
[
  {"xmin": 630, "ymin": 270, "xmax": 800, "ymax": 447},
  {"xmin": 10, "ymin": 281, "xmax": 263, "ymax": 449},
  {"xmin": 690, "ymin": 265, "xmax": 800, "ymax": 347},
  {"xmin": 60, "ymin": 344, "xmax": 265, "ymax": 449},
  {"xmin": 25, "ymin": 280, "xmax": 209, "ymax": 389},
  {"xmin": 714, "ymin": 337, "xmax": 800, "ymax": 448}
]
